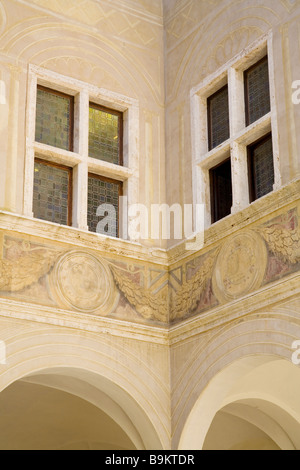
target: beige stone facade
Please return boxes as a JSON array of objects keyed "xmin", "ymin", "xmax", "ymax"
[{"xmin": 0, "ymin": 0, "xmax": 300, "ymax": 450}]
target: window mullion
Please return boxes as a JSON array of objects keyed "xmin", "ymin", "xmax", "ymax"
[
  {"xmin": 73, "ymin": 90, "xmax": 89, "ymax": 230},
  {"xmin": 228, "ymin": 67, "xmax": 249, "ymax": 214},
  {"xmin": 230, "ymin": 141, "xmax": 250, "ymax": 214},
  {"xmin": 23, "ymin": 72, "xmax": 37, "ymax": 218},
  {"xmin": 228, "ymin": 67, "xmax": 245, "ymax": 137},
  {"xmin": 197, "ymin": 165, "xmax": 211, "ymax": 229},
  {"xmin": 267, "ymin": 35, "xmax": 281, "ymax": 191}
]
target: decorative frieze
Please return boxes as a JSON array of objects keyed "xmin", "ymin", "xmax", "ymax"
[
  {"xmin": 0, "ymin": 198, "xmax": 299, "ymax": 326},
  {"xmin": 50, "ymin": 250, "xmax": 118, "ymax": 314},
  {"xmin": 212, "ymin": 231, "xmax": 268, "ymax": 304}
]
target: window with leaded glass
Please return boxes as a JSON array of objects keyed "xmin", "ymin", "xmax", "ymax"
[
  {"xmin": 248, "ymin": 134, "xmax": 274, "ymax": 202},
  {"xmin": 35, "ymin": 86, "xmax": 74, "ymax": 151},
  {"xmin": 207, "ymin": 85, "xmax": 230, "ymax": 150},
  {"xmin": 244, "ymin": 56, "xmax": 270, "ymax": 126},
  {"xmin": 33, "ymin": 159, "xmax": 72, "ymax": 226},
  {"xmin": 89, "ymin": 103, "xmax": 123, "ymax": 165},
  {"xmin": 88, "ymin": 174, "xmax": 122, "ymax": 237},
  {"xmin": 210, "ymin": 158, "xmax": 232, "ymax": 223}
]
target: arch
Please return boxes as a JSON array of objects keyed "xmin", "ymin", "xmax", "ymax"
[
  {"xmin": 167, "ymin": 0, "xmax": 285, "ymax": 101},
  {"xmin": 179, "ymin": 356, "xmax": 300, "ymax": 449},
  {"xmin": 0, "ymin": 378, "xmax": 137, "ymax": 450},
  {"xmin": 0, "ymin": 365, "xmax": 163, "ymax": 450},
  {"xmin": 172, "ymin": 308, "xmax": 300, "ymax": 449},
  {"xmin": 0, "ymin": 18, "xmax": 162, "ymax": 105},
  {"xmin": 0, "ymin": 324, "xmax": 168, "ymax": 449},
  {"xmin": 21, "ymin": 367, "xmax": 147, "ymax": 450},
  {"xmin": 205, "ymin": 398, "xmax": 299, "ymax": 450}
]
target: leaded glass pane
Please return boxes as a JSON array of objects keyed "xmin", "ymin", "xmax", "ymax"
[
  {"xmin": 88, "ymin": 175, "xmax": 120, "ymax": 237},
  {"xmin": 35, "ymin": 87, "xmax": 73, "ymax": 151},
  {"xmin": 89, "ymin": 105, "xmax": 121, "ymax": 164},
  {"xmin": 251, "ymin": 136, "xmax": 274, "ymax": 200},
  {"xmin": 210, "ymin": 159, "xmax": 232, "ymax": 223},
  {"xmin": 33, "ymin": 161, "xmax": 71, "ymax": 225},
  {"xmin": 208, "ymin": 86, "xmax": 230, "ymax": 150},
  {"xmin": 245, "ymin": 57, "xmax": 270, "ymax": 125}
]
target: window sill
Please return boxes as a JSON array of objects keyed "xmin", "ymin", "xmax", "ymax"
[
  {"xmin": 88, "ymin": 156, "xmax": 133, "ymax": 181},
  {"xmin": 33, "ymin": 141, "xmax": 82, "ymax": 167}
]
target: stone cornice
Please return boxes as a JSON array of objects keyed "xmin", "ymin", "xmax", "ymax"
[
  {"xmin": 1, "ymin": 178, "xmax": 298, "ymax": 269},
  {"xmin": 0, "ymin": 297, "xmax": 169, "ymax": 344},
  {"xmin": 0, "ymin": 211, "xmax": 169, "ymax": 266}
]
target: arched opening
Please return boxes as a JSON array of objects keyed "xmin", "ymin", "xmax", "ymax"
[
  {"xmin": 0, "ymin": 379, "xmax": 136, "ymax": 450},
  {"xmin": 179, "ymin": 357, "xmax": 300, "ymax": 450},
  {"xmin": 203, "ymin": 400, "xmax": 293, "ymax": 450},
  {"xmin": 0, "ymin": 367, "xmax": 163, "ymax": 450}
]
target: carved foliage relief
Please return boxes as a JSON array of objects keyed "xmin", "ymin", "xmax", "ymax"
[
  {"xmin": 258, "ymin": 209, "xmax": 300, "ymax": 283},
  {"xmin": 0, "ymin": 205, "xmax": 299, "ymax": 325}
]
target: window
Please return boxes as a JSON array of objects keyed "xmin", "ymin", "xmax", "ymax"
[
  {"xmin": 207, "ymin": 85, "xmax": 230, "ymax": 150},
  {"xmin": 248, "ymin": 133, "xmax": 274, "ymax": 202},
  {"xmin": 244, "ymin": 56, "xmax": 270, "ymax": 126},
  {"xmin": 89, "ymin": 103, "xmax": 123, "ymax": 165},
  {"xmin": 35, "ymin": 86, "xmax": 74, "ymax": 151},
  {"xmin": 191, "ymin": 34, "xmax": 279, "ymax": 228},
  {"xmin": 33, "ymin": 159, "xmax": 72, "ymax": 226},
  {"xmin": 88, "ymin": 103, "xmax": 123, "ymax": 236},
  {"xmin": 88, "ymin": 174, "xmax": 122, "ymax": 237},
  {"xmin": 25, "ymin": 65, "xmax": 139, "ymax": 240},
  {"xmin": 210, "ymin": 158, "xmax": 232, "ymax": 223}
]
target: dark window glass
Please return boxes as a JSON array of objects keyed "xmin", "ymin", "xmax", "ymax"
[
  {"xmin": 248, "ymin": 134, "xmax": 274, "ymax": 202},
  {"xmin": 207, "ymin": 86, "xmax": 230, "ymax": 150},
  {"xmin": 210, "ymin": 158, "xmax": 232, "ymax": 223},
  {"xmin": 89, "ymin": 104, "xmax": 123, "ymax": 165},
  {"xmin": 35, "ymin": 86, "xmax": 73, "ymax": 151},
  {"xmin": 33, "ymin": 159, "xmax": 72, "ymax": 226},
  {"xmin": 88, "ymin": 174, "xmax": 122, "ymax": 237},
  {"xmin": 245, "ymin": 56, "xmax": 270, "ymax": 126}
]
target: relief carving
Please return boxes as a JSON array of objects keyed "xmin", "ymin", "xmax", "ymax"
[
  {"xmin": 170, "ymin": 250, "xmax": 217, "ymax": 321},
  {"xmin": 258, "ymin": 225, "xmax": 300, "ymax": 265},
  {"xmin": 109, "ymin": 263, "xmax": 168, "ymax": 323},
  {"xmin": 212, "ymin": 231, "xmax": 268, "ymax": 303},
  {"xmin": 1, "ymin": 206, "xmax": 299, "ymax": 324},
  {"xmin": 0, "ymin": 239, "xmax": 62, "ymax": 292},
  {"xmin": 50, "ymin": 250, "xmax": 118, "ymax": 314},
  {"xmin": 202, "ymin": 27, "xmax": 262, "ymax": 78}
]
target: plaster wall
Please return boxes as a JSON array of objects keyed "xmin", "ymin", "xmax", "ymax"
[{"xmin": 0, "ymin": 0, "xmax": 300, "ymax": 450}]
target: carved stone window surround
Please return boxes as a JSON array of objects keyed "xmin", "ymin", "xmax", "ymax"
[
  {"xmin": 24, "ymin": 64, "xmax": 139, "ymax": 240},
  {"xmin": 191, "ymin": 32, "xmax": 281, "ymax": 230}
]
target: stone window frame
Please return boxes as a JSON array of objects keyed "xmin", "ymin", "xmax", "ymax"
[
  {"xmin": 24, "ymin": 64, "xmax": 139, "ymax": 239},
  {"xmin": 190, "ymin": 32, "xmax": 281, "ymax": 229}
]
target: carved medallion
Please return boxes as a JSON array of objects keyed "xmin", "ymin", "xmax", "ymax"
[
  {"xmin": 50, "ymin": 251, "xmax": 118, "ymax": 314},
  {"xmin": 212, "ymin": 231, "xmax": 268, "ymax": 303}
]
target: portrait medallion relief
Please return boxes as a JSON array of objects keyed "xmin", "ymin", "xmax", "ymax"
[
  {"xmin": 212, "ymin": 231, "xmax": 268, "ymax": 303},
  {"xmin": 50, "ymin": 250, "xmax": 118, "ymax": 314}
]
